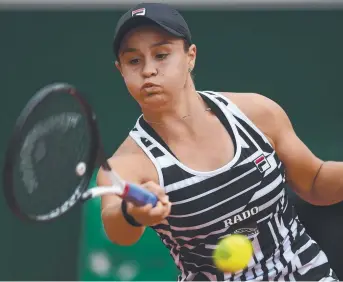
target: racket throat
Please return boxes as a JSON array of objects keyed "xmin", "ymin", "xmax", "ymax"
[
  {"xmin": 104, "ymin": 170, "xmax": 125, "ymax": 188},
  {"xmin": 121, "ymin": 184, "xmax": 130, "ymax": 199}
]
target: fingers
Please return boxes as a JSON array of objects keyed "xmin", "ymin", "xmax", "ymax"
[
  {"xmin": 124, "ymin": 181, "xmax": 172, "ymax": 226},
  {"xmin": 149, "ymin": 201, "xmax": 172, "ymax": 218},
  {"xmin": 126, "ymin": 201, "xmax": 151, "ymax": 215},
  {"xmin": 127, "ymin": 200, "xmax": 171, "ymax": 218},
  {"xmin": 141, "ymin": 181, "xmax": 169, "ymax": 204}
]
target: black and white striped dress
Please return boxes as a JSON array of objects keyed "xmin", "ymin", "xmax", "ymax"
[{"xmin": 129, "ymin": 91, "xmax": 337, "ymax": 281}]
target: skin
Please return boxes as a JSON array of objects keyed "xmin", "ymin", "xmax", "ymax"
[{"xmin": 98, "ymin": 25, "xmax": 343, "ymax": 246}]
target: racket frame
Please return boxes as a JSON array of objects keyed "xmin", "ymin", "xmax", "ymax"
[{"xmin": 3, "ymin": 83, "xmax": 100, "ymax": 222}]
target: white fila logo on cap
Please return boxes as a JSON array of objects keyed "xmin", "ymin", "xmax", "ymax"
[{"xmin": 132, "ymin": 8, "xmax": 146, "ymax": 17}]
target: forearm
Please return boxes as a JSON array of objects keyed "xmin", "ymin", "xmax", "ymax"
[
  {"xmin": 311, "ymin": 161, "xmax": 343, "ymax": 205},
  {"xmin": 101, "ymin": 201, "xmax": 145, "ymax": 246}
]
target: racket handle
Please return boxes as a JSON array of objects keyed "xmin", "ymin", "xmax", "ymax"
[{"xmin": 123, "ymin": 183, "xmax": 158, "ymax": 207}]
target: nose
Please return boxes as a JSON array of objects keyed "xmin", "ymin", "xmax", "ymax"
[{"xmin": 142, "ymin": 59, "xmax": 157, "ymax": 78}]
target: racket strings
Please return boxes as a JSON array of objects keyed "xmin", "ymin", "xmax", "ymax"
[{"xmin": 12, "ymin": 90, "xmax": 92, "ymax": 217}]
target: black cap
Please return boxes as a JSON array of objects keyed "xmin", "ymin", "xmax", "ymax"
[{"xmin": 112, "ymin": 3, "xmax": 192, "ymax": 58}]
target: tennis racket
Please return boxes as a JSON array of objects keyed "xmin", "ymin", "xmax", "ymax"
[{"xmin": 3, "ymin": 82, "xmax": 158, "ymax": 222}]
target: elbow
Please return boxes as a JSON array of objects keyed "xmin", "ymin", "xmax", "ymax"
[
  {"xmin": 101, "ymin": 217, "xmax": 143, "ymax": 246},
  {"xmin": 288, "ymin": 179, "xmax": 338, "ymax": 206},
  {"xmin": 303, "ymin": 197, "xmax": 334, "ymax": 206},
  {"xmin": 297, "ymin": 187, "xmax": 341, "ymax": 206},
  {"xmin": 104, "ymin": 229, "xmax": 140, "ymax": 246},
  {"xmin": 306, "ymin": 191, "xmax": 342, "ymax": 206}
]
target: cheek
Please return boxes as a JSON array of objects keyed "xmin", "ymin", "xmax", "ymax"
[
  {"xmin": 122, "ymin": 70, "xmax": 142, "ymax": 95},
  {"xmin": 161, "ymin": 58, "xmax": 188, "ymax": 86}
]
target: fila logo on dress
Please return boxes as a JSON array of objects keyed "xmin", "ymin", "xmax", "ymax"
[{"xmin": 254, "ymin": 155, "xmax": 271, "ymax": 173}]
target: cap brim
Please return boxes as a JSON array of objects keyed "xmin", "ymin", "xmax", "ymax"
[{"xmin": 113, "ymin": 16, "xmax": 185, "ymax": 57}]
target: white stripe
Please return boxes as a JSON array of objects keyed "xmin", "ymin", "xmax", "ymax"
[
  {"xmin": 300, "ymin": 226, "xmax": 305, "ymax": 236},
  {"xmin": 250, "ymin": 175, "xmax": 283, "ymax": 202},
  {"xmin": 202, "ymin": 272, "xmax": 218, "ymax": 281},
  {"xmin": 292, "ymin": 250, "xmax": 328, "ymax": 277},
  {"xmin": 135, "ymin": 96, "xmax": 243, "ymax": 176},
  {"xmin": 283, "ymin": 197, "xmax": 288, "ymax": 212},
  {"xmin": 278, "ymin": 218, "xmax": 298, "ymax": 275},
  {"xmin": 206, "ymin": 91, "xmax": 272, "ymax": 147},
  {"xmin": 264, "ymin": 152, "xmax": 277, "ymax": 177},
  {"xmin": 183, "ymin": 261, "xmax": 215, "ymax": 268},
  {"xmin": 248, "ymin": 238, "xmax": 265, "ymax": 278},
  {"xmin": 289, "ymin": 217, "xmax": 298, "ymax": 235},
  {"xmin": 154, "ymin": 228, "xmax": 179, "ymax": 246},
  {"xmin": 162, "ymin": 240, "xmax": 179, "ymax": 263},
  {"xmin": 274, "ymin": 208, "xmax": 289, "ymax": 239},
  {"xmin": 265, "ymin": 256, "xmax": 278, "ymax": 279},
  {"xmin": 235, "ymin": 120, "xmax": 264, "ymax": 152},
  {"xmin": 243, "ymin": 252, "xmax": 260, "ymax": 281},
  {"xmin": 257, "ymin": 213, "xmax": 273, "ymax": 223},
  {"xmin": 170, "ymin": 204, "xmax": 247, "ymax": 231},
  {"xmin": 296, "ymin": 239, "xmax": 314, "ymax": 256},
  {"xmin": 171, "ymin": 227, "xmax": 229, "ymax": 241},
  {"xmin": 172, "ymin": 167, "xmax": 257, "ymax": 205},
  {"xmin": 280, "ymin": 262, "xmax": 290, "ymax": 278},
  {"xmin": 170, "ymin": 179, "xmax": 283, "ymax": 231},
  {"xmin": 204, "ymin": 244, "xmax": 217, "ymax": 250},
  {"xmin": 182, "ymin": 244, "xmax": 197, "ymax": 250},
  {"xmin": 146, "ymin": 144, "xmax": 154, "ymax": 151},
  {"xmin": 268, "ymin": 221, "xmax": 279, "ymax": 246},
  {"xmin": 156, "ymin": 154, "xmax": 174, "ymax": 168},
  {"xmin": 319, "ymin": 275, "xmax": 337, "ymax": 282},
  {"xmin": 224, "ymin": 272, "xmax": 233, "ymax": 280},
  {"xmin": 188, "ymin": 251, "xmax": 212, "ymax": 258},
  {"xmin": 165, "ymin": 175, "xmax": 207, "ymax": 193},
  {"xmin": 239, "ymin": 135, "xmax": 250, "ymax": 148},
  {"xmin": 169, "ymin": 181, "xmax": 261, "ymax": 218},
  {"xmin": 129, "ymin": 131, "xmax": 165, "ymax": 187},
  {"xmin": 236, "ymin": 150, "xmax": 265, "ymax": 167},
  {"xmin": 156, "ymin": 229, "xmax": 186, "ymax": 276},
  {"xmin": 257, "ymin": 188, "xmax": 285, "ymax": 212}
]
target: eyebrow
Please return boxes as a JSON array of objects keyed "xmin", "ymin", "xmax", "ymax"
[{"xmin": 120, "ymin": 40, "xmax": 173, "ymax": 55}]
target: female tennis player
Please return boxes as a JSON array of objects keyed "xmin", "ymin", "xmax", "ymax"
[{"xmin": 98, "ymin": 3, "xmax": 341, "ymax": 281}]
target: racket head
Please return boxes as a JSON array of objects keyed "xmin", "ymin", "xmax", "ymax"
[{"xmin": 3, "ymin": 83, "xmax": 100, "ymax": 222}]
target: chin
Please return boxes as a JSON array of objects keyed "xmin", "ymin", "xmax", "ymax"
[{"xmin": 141, "ymin": 93, "xmax": 169, "ymax": 110}]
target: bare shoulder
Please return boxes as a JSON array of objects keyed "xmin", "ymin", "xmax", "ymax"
[
  {"xmin": 113, "ymin": 134, "xmax": 147, "ymax": 157},
  {"xmin": 220, "ymin": 92, "xmax": 285, "ymax": 119},
  {"xmin": 220, "ymin": 92, "xmax": 292, "ymax": 146},
  {"xmin": 97, "ymin": 135, "xmax": 159, "ymax": 186}
]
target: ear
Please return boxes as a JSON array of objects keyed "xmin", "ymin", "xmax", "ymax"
[
  {"xmin": 187, "ymin": 44, "xmax": 197, "ymax": 71},
  {"xmin": 115, "ymin": 60, "xmax": 124, "ymax": 77}
]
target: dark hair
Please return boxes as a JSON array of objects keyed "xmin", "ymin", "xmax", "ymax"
[{"xmin": 183, "ymin": 39, "xmax": 191, "ymax": 52}]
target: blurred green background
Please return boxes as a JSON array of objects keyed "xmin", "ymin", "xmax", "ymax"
[{"xmin": 1, "ymin": 6, "xmax": 343, "ymax": 281}]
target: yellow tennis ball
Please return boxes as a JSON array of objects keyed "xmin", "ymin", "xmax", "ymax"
[{"xmin": 213, "ymin": 234, "xmax": 253, "ymax": 273}]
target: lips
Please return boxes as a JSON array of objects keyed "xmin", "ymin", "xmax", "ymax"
[
  {"xmin": 141, "ymin": 82, "xmax": 161, "ymax": 94},
  {"xmin": 142, "ymin": 82, "xmax": 159, "ymax": 88}
]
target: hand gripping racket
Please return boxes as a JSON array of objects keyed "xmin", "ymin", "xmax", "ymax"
[{"xmin": 2, "ymin": 83, "xmax": 158, "ymax": 222}]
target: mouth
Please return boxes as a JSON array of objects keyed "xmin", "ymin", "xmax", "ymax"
[
  {"xmin": 142, "ymin": 82, "xmax": 158, "ymax": 88},
  {"xmin": 142, "ymin": 83, "xmax": 162, "ymax": 95}
]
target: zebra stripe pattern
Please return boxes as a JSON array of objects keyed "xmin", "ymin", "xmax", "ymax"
[{"xmin": 129, "ymin": 91, "xmax": 337, "ymax": 281}]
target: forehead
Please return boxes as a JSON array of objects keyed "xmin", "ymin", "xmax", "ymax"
[{"xmin": 121, "ymin": 25, "xmax": 181, "ymax": 47}]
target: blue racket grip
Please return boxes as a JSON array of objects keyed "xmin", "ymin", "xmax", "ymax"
[{"xmin": 123, "ymin": 183, "xmax": 158, "ymax": 207}]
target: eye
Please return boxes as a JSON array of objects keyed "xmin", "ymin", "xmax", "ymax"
[
  {"xmin": 129, "ymin": 58, "xmax": 140, "ymax": 65},
  {"xmin": 156, "ymin": 53, "xmax": 169, "ymax": 60}
]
